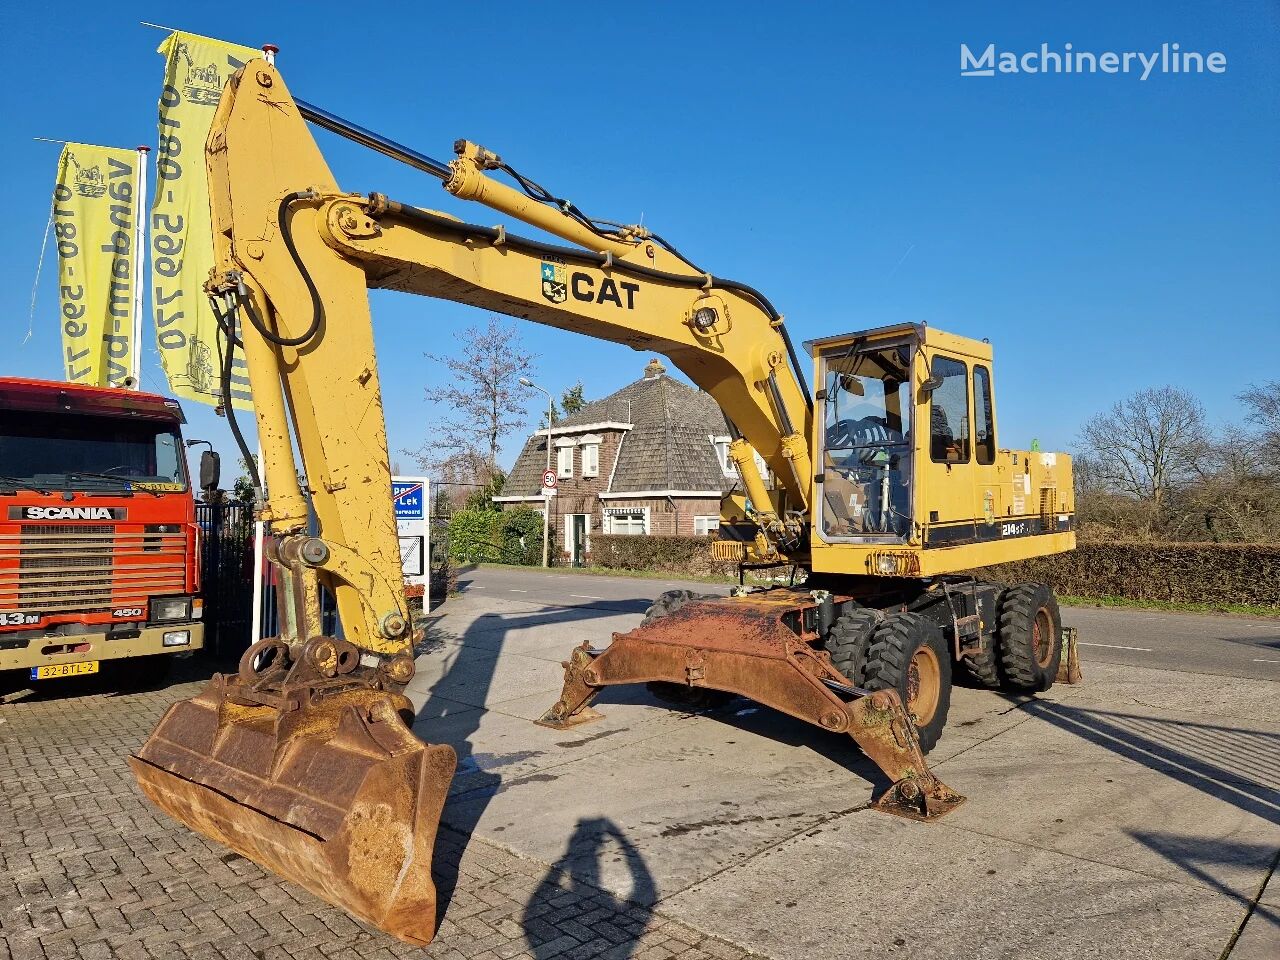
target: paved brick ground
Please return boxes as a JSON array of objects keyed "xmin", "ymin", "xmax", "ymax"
[{"xmin": 0, "ymin": 667, "xmax": 754, "ymax": 960}]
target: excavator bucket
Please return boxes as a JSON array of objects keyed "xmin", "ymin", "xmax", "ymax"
[{"xmin": 128, "ymin": 639, "xmax": 456, "ymax": 947}]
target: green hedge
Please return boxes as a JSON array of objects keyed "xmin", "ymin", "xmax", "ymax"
[
  {"xmin": 974, "ymin": 542, "xmax": 1280, "ymax": 608},
  {"xmin": 590, "ymin": 534, "xmax": 738, "ymax": 578},
  {"xmin": 447, "ymin": 508, "xmax": 553, "ymax": 566},
  {"xmin": 590, "ymin": 535, "xmax": 1280, "ymax": 608}
]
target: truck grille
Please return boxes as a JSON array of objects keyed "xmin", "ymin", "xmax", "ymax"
[{"xmin": 0, "ymin": 525, "xmax": 188, "ymax": 616}]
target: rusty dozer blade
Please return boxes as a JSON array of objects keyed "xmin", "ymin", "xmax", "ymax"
[
  {"xmin": 129, "ymin": 637, "xmax": 456, "ymax": 947},
  {"xmin": 537, "ymin": 594, "xmax": 965, "ymax": 821}
]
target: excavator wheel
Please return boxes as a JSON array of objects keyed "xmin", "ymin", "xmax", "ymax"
[
  {"xmin": 862, "ymin": 612, "xmax": 952, "ymax": 753},
  {"xmin": 642, "ymin": 590, "xmax": 735, "ymax": 710},
  {"xmin": 825, "ymin": 606, "xmax": 881, "ymax": 686},
  {"xmin": 997, "ymin": 583, "xmax": 1063, "ymax": 692},
  {"xmin": 961, "ymin": 638, "xmax": 1002, "ymax": 689}
]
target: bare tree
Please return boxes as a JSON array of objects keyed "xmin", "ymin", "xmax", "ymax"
[
  {"xmin": 1077, "ymin": 387, "xmax": 1208, "ymax": 534},
  {"xmin": 409, "ymin": 316, "xmax": 538, "ymax": 481},
  {"xmin": 1240, "ymin": 381, "xmax": 1280, "ymax": 468}
]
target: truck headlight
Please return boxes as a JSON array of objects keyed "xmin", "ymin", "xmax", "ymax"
[
  {"xmin": 150, "ymin": 597, "xmax": 191, "ymax": 622},
  {"xmin": 162, "ymin": 630, "xmax": 191, "ymax": 647},
  {"xmin": 876, "ymin": 554, "xmax": 899, "ymax": 575}
]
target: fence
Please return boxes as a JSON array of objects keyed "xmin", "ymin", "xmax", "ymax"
[
  {"xmin": 195, "ymin": 500, "xmax": 256, "ymax": 658},
  {"xmin": 197, "ymin": 500, "xmax": 403, "ymax": 658}
]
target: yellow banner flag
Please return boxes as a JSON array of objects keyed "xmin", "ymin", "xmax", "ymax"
[
  {"xmin": 152, "ymin": 31, "xmax": 258, "ymax": 410},
  {"xmin": 54, "ymin": 144, "xmax": 140, "ymax": 387}
]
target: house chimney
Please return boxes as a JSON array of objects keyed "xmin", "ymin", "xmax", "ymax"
[{"xmin": 644, "ymin": 358, "xmax": 666, "ymax": 379}]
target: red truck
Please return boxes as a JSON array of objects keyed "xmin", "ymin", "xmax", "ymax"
[{"xmin": 0, "ymin": 377, "xmax": 205, "ymax": 683}]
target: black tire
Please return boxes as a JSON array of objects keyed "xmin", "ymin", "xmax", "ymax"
[
  {"xmin": 962, "ymin": 636, "xmax": 1002, "ymax": 689},
  {"xmin": 641, "ymin": 590, "xmax": 734, "ymax": 710},
  {"xmin": 997, "ymin": 583, "xmax": 1062, "ymax": 692},
  {"xmin": 863, "ymin": 612, "xmax": 952, "ymax": 753},
  {"xmin": 825, "ymin": 606, "xmax": 881, "ymax": 686}
]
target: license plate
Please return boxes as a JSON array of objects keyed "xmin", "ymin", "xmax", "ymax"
[{"xmin": 30, "ymin": 661, "xmax": 99, "ymax": 680}]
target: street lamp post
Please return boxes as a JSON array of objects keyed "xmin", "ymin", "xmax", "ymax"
[{"xmin": 519, "ymin": 377, "xmax": 554, "ymax": 568}]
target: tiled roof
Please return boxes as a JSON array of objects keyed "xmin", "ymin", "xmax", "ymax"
[{"xmin": 504, "ymin": 363, "xmax": 733, "ymax": 497}]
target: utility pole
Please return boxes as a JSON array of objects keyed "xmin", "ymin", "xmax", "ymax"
[{"xmin": 520, "ymin": 377, "xmax": 554, "ymax": 568}]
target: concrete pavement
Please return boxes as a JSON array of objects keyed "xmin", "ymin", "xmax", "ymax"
[
  {"xmin": 1, "ymin": 565, "xmax": 1275, "ymax": 959},
  {"xmin": 406, "ymin": 566, "xmax": 1279, "ymax": 958}
]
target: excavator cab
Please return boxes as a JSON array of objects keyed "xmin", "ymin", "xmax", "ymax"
[{"xmin": 808, "ymin": 323, "xmax": 1075, "ymax": 578}]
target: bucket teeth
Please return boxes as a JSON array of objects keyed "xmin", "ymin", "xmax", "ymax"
[{"xmin": 130, "ymin": 673, "xmax": 456, "ymax": 946}]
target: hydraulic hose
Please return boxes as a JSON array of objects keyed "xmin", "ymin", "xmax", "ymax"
[
  {"xmin": 240, "ymin": 192, "xmax": 325, "ymax": 349},
  {"xmin": 210, "ymin": 296, "xmax": 262, "ymax": 495}
]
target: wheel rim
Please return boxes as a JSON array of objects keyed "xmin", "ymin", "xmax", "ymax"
[
  {"xmin": 1031, "ymin": 608, "xmax": 1055, "ymax": 668},
  {"xmin": 906, "ymin": 645, "xmax": 942, "ymax": 726}
]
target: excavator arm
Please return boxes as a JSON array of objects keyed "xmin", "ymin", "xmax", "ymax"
[{"xmin": 130, "ymin": 58, "xmax": 961, "ymax": 949}]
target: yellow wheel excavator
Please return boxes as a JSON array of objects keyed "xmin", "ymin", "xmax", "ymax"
[{"xmin": 130, "ymin": 55, "xmax": 1079, "ymax": 946}]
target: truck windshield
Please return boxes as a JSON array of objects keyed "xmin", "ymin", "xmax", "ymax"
[
  {"xmin": 0, "ymin": 410, "xmax": 187, "ymax": 492},
  {"xmin": 821, "ymin": 340, "xmax": 913, "ymax": 540}
]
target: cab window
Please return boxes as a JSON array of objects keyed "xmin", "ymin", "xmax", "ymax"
[
  {"xmin": 973, "ymin": 365, "xmax": 995, "ymax": 465},
  {"xmin": 929, "ymin": 356, "xmax": 970, "ymax": 463}
]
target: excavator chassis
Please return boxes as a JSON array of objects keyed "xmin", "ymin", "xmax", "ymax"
[
  {"xmin": 129, "ymin": 637, "xmax": 456, "ymax": 947},
  {"xmin": 537, "ymin": 593, "xmax": 965, "ymax": 820}
]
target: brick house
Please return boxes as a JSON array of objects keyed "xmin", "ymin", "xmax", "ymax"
[{"xmin": 496, "ymin": 358, "xmax": 741, "ymax": 564}]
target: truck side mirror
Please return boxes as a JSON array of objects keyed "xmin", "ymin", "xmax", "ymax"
[
  {"xmin": 199, "ymin": 451, "xmax": 221, "ymax": 492},
  {"xmin": 919, "ymin": 375, "xmax": 944, "ymax": 394}
]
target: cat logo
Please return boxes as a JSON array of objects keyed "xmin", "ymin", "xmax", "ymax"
[
  {"xmin": 540, "ymin": 261, "xmax": 567, "ymax": 304},
  {"xmin": 74, "ymin": 163, "xmax": 106, "ymax": 199}
]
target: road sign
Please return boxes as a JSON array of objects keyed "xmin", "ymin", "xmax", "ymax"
[
  {"xmin": 392, "ymin": 475, "xmax": 430, "ymax": 605},
  {"xmin": 541, "ymin": 470, "xmax": 557, "ymax": 496},
  {"xmin": 392, "ymin": 480, "xmax": 424, "ymax": 520}
]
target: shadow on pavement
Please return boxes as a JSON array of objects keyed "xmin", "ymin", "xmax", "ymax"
[
  {"xmin": 1128, "ymin": 830, "xmax": 1280, "ymax": 915},
  {"xmin": 1014, "ymin": 699, "xmax": 1280, "ymax": 822},
  {"xmin": 419, "ymin": 592, "xmax": 655, "ymax": 928},
  {"xmin": 522, "ymin": 817, "xmax": 656, "ymax": 958}
]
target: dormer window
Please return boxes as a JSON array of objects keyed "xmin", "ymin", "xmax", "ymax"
[
  {"xmin": 555, "ymin": 437, "xmax": 576, "ymax": 478},
  {"xmin": 579, "ymin": 434, "xmax": 601, "ymax": 478},
  {"xmin": 712, "ymin": 436, "xmax": 734, "ymax": 477}
]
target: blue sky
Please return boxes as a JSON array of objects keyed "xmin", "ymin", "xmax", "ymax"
[{"xmin": 4, "ymin": 2, "xmax": 1277, "ymax": 481}]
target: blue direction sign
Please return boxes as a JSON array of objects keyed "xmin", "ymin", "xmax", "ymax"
[{"xmin": 392, "ymin": 480, "xmax": 425, "ymax": 520}]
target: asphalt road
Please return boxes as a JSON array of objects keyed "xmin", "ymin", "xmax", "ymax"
[{"xmin": 457, "ymin": 565, "xmax": 1280, "ymax": 683}]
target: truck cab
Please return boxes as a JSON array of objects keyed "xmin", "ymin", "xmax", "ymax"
[{"xmin": 0, "ymin": 378, "xmax": 204, "ymax": 681}]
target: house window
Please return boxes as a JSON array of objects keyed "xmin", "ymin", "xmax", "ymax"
[
  {"xmin": 556, "ymin": 444, "xmax": 574, "ymax": 478},
  {"xmin": 605, "ymin": 509, "xmax": 648, "ymax": 535},
  {"xmin": 579, "ymin": 435, "xmax": 601, "ymax": 478},
  {"xmin": 693, "ymin": 516, "xmax": 720, "ymax": 536}
]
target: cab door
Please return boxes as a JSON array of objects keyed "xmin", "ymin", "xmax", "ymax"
[
  {"xmin": 970, "ymin": 363, "xmax": 1001, "ymax": 536},
  {"xmin": 920, "ymin": 353, "xmax": 976, "ymax": 547}
]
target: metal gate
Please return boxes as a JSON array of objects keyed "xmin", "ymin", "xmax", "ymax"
[
  {"xmin": 197, "ymin": 500, "xmax": 339, "ymax": 657},
  {"xmin": 196, "ymin": 500, "xmax": 255, "ymax": 657}
]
